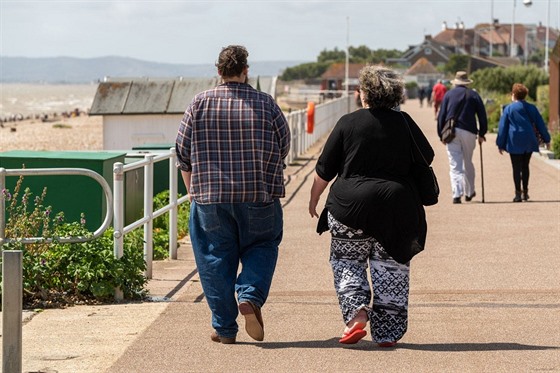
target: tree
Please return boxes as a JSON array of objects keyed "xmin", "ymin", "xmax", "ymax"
[
  {"xmin": 280, "ymin": 46, "xmax": 404, "ymax": 81},
  {"xmin": 444, "ymin": 55, "xmax": 469, "ymax": 75},
  {"xmin": 280, "ymin": 62, "xmax": 331, "ymax": 81},
  {"xmin": 317, "ymin": 48, "xmax": 346, "ymax": 63},
  {"xmin": 369, "ymin": 49, "xmax": 403, "ymax": 64}
]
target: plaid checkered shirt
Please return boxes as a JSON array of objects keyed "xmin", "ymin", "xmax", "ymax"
[{"xmin": 176, "ymin": 82, "xmax": 291, "ymax": 204}]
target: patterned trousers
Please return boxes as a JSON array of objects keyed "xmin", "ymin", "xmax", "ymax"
[{"xmin": 327, "ymin": 212, "xmax": 410, "ymax": 343}]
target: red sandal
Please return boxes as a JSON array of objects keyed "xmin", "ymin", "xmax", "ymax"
[{"xmin": 339, "ymin": 322, "xmax": 367, "ymax": 344}]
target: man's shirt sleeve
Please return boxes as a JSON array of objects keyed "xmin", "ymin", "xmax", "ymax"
[{"xmin": 175, "ymin": 104, "xmax": 194, "ymax": 172}]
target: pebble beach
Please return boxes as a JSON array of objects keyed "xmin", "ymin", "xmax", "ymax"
[{"xmin": 0, "ymin": 115, "xmax": 103, "ymax": 152}]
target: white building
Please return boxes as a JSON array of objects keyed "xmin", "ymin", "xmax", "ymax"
[{"xmin": 89, "ymin": 76, "xmax": 277, "ymax": 150}]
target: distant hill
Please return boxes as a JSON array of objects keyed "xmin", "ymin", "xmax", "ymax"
[{"xmin": 0, "ymin": 56, "xmax": 306, "ymax": 83}]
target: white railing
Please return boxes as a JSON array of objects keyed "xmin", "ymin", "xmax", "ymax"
[
  {"xmin": 112, "ymin": 149, "xmax": 189, "ymax": 288},
  {"xmin": 285, "ymin": 96, "xmax": 353, "ymax": 164}
]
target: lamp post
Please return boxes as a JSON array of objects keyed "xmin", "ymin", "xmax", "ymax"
[
  {"xmin": 545, "ymin": 0, "xmax": 551, "ymax": 73},
  {"xmin": 511, "ymin": 0, "xmax": 516, "ymax": 57},
  {"xmin": 490, "ymin": 0, "xmax": 494, "ymax": 57}
]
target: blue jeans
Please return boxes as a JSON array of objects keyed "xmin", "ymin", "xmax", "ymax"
[{"xmin": 189, "ymin": 199, "xmax": 283, "ymax": 338}]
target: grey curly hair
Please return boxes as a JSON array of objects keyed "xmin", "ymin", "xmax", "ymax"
[{"xmin": 359, "ymin": 65, "xmax": 405, "ymax": 109}]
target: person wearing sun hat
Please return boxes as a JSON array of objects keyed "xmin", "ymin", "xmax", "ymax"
[{"xmin": 437, "ymin": 71, "xmax": 488, "ymax": 204}]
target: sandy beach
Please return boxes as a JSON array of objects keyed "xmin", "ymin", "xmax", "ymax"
[{"xmin": 0, "ymin": 115, "xmax": 103, "ymax": 152}]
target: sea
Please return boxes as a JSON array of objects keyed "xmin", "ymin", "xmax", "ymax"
[{"xmin": 0, "ymin": 83, "xmax": 98, "ymax": 120}]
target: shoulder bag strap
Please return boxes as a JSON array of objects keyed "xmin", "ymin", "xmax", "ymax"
[{"xmin": 400, "ymin": 112, "xmax": 429, "ymax": 167}]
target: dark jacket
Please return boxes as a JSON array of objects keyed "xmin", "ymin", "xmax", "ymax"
[{"xmin": 437, "ymin": 86, "xmax": 488, "ymax": 139}]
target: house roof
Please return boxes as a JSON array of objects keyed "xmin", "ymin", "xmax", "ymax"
[
  {"xmin": 475, "ymin": 27, "xmax": 509, "ymax": 45},
  {"xmin": 89, "ymin": 76, "xmax": 277, "ymax": 115},
  {"xmin": 468, "ymin": 55, "xmax": 518, "ymax": 73},
  {"xmin": 401, "ymin": 37, "xmax": 455, "ymax": 61},
  {"xmin": 405, "ymin": 57, "xmax": 438, "ymax": 75},
  {"xmin": 320, "ymin": 63, "xmax": 365, "ymax": 79},
  {"xmin": 434, "ymin": 29, "xmax": 466, "ymax": 46}
]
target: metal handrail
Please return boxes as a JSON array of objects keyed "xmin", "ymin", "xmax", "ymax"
[
  {"xmin": 112, "ymin": 147, "xmax": 187, "ymax": 288},
  {"xmin": 0, "ymin": 167, "xmax": 113, "ymax": 245},
  {"xmin": 0, "ymin": 167, "xmax": 114, "ymax": 373}
]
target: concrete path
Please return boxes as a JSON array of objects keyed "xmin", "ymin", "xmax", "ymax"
[{"xmin": 3, "ymin": 100, "xmax": 559, "ymax": 373}]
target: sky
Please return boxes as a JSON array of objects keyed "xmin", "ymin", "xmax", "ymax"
[{"xmin": 1, "ymin": 0, "xmax": 559, "ymax": 65}]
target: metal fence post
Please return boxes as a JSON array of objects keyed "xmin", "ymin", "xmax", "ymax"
[
  {"xmin": 113, "ymin": 162, "xmax": 124, "ymax": 301},
  {"xmin": 2, "ymin": 250, "xmax": 23, "ymax": 373},
  {"xmin": 144, "ymin": 155, "xmax": 154, "ymax": 279},
  {"xmin": 169, "ymin": 148, "xmax": 178, "ymax": 260}
]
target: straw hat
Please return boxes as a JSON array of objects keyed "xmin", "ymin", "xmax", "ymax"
[{"xmin": 451, "ymin": 71, "xmax": 473, "ymax": 85}]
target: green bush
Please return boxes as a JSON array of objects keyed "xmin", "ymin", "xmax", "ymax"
[
  {"xmin": 477, "ymin": 91, "xmax": 510, "ymax": 133},
  {"xmin": 536, "ymin": 85, "xmax": 550, "ymax": 124},
  {"xmin": 1, "ymin": 180, "xmax": 191, "ymax": 307},
  {"xmin": 152, "ymin": 190, "xmax": 190, "ymax": 260},
  {"xmin": 471, "ymin": 65, "xmax": 548, "ymax": 101},
  {"xmin": 1, "ymin": 176, "xmax": 147, "ymax": 308},
  {"xmin": 551, "ymin": 132, "xmax": 560, "ymax": 159}
]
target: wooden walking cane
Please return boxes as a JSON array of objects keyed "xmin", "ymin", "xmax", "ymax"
[{"xmin": 479, "ymin": 143, "xmax": 485, "ymax": 203}]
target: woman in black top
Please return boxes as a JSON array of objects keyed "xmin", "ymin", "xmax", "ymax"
[{"xmin": 309, "ymin": 65, "xmax": 434, "ymax": 347}]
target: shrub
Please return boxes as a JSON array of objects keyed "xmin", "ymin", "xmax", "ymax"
[
  {"xmin": 551, "ymin": 132, "xmax": 560, "ymax": 159},
  {"xmin": 471, "ymin": 65, "xmax": 548, "ymax": 101},
  {"xmin": 152, "ymin": 190, "xmax": 190, "ymax": 260},
  {"xmin": 1, "ymin": 177, "xmax": 147, "ymax": 308}
]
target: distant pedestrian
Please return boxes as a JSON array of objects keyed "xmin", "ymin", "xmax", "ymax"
[
  {"xmin": 309, "ymin": 65, "xmax": 434, "ymax": 347},
  {"xmin": 176, "ymin": 45, "xmax": 291, "ymax": 344},
  {"xmin": 437, "ymin": 71, "xmax": 487, "ymax": 204},
  {"xmin": 426, "ymin": 85, "xmax": 433, "ymax": 107},
  {"xmin": 496, "ymin": 83, "xmax": 551, "ymax": 202},
  {"xmin": 418, "ymin": 87, "xmax": 426, "ymax": 107},
  {"xmin": 431, "ymin": 79, "xmax": 447, "ymax": 119}
]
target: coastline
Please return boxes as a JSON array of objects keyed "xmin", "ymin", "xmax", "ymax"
[{"xmin": 0, "ymin": 83, "xmax": 97, "ymax": 121}]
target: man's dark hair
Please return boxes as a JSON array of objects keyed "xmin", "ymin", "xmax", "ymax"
[{"xmin": 216, "ymin": 45, "xmax": 249, "ymax": 78}]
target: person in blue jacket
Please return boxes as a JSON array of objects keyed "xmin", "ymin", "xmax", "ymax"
[{"xmin": 496, "ymin": 83, "xmax": 551, "ymax": 202}]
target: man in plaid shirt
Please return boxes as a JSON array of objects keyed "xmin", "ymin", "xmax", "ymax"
[{"xmin": 176, "ymin": 45, "xmax": 290, "ymax": 344}]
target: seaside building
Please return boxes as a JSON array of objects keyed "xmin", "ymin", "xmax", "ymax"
[{"xmin": 89, "ymin": 76, "xmax": 277, "ymax": 150}]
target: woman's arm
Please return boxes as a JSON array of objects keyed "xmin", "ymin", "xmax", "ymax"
[
  {"xmin": 496, "ymin": 107, "xmax": 509, "ymax": 154},
  {"xmin": 309, "ymin": 172, "xmax": 329, "ymax": 218}
]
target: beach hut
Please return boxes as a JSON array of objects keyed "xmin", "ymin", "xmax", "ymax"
[{"xmin": 89, "ymin": 76, "xmax": 277, "ymax": 150}]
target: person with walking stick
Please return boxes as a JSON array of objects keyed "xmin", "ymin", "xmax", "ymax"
[{"xmin": 437, "ymin": 71, "xmax": 487, "ymax": 204}]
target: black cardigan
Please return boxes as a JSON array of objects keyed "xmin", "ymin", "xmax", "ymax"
[{"xmin": 316, "ymin": 108, "xmax": 434, "ymax": 263}]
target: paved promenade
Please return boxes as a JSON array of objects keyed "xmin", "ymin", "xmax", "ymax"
[{"xmin": 3, "ymin": 100, "xmax": 560, "ymax": 372}]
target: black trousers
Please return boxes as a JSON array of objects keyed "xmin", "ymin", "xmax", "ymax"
[{"xmin": 509, "ymin": 153, "xmax": 532, "ymax": 191}]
